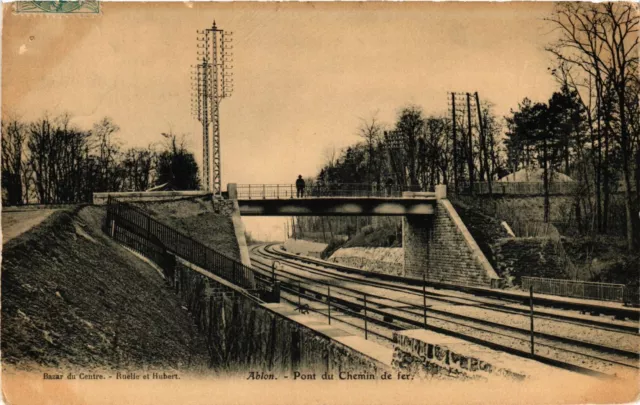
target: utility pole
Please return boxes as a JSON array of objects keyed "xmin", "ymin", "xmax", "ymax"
[
  {"xmin": 191, "ymin": 21, "xmax": 234, "ymax": 195},
  {"xmin": 449, "ymin": 92, "xmax": 478, "ymax": 195},
  {"xmin": 475, "ymin": 92, "xmax": 492, "ymax": 197},
  {"xmin": 466, "ymin": 93, "xmax": 474, "ymax": 195},
  {"xmin": 450, "ymin": 93, "xmax": 458, "ymax": 194}
]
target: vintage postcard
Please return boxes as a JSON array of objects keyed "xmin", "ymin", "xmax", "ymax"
[{"xmin": 2, "ymin": 2, "xmax": 639, "ymax": 405}]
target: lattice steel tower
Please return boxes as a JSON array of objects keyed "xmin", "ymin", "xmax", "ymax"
[{"xmin": 191, "ymin": 21, "xmax": 233, "ymax": 194}]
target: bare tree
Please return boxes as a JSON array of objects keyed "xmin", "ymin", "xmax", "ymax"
[
  {"xmin": 357, "ymin": 114, "xmax": 384, "ymax": 185},
  {"xmin": 26, "ymin": 115, "xmax": 92, "ymax": 203},
  {"xmin": 91, "ymin": 117, "xmax": 121, "ymax": 192},
  {"xmin": 546, "ymin": 2, "xmax": 639, "ymax": 250},
  {"xmin": 1, "ymin": 119, "xmax": 27, "ymax": 205},
  {"xmin": 121, "ymin": 146, "xmax": 156, "ymax": 191}
]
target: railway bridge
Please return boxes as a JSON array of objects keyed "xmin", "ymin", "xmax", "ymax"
[
  {"xmin": 229, "ymin": 183, "xmax": 440, "ymax": 216},
  {"xmin": 227, "ymin": 183, "xmax": 500, "ymax": 288}
]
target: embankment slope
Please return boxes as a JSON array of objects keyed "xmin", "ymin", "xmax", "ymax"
[
  {"xmin": 132, "ymin": 198, "xmax": 242, "ymax": 261},
  {"xmin": 1, "ymin": 206, "xmax": 209, "ymax": 370}
]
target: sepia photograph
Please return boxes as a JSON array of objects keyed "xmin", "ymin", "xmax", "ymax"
[{"xmin": 1, "ymin": 2, "xmax": 639, "ymax": 404}]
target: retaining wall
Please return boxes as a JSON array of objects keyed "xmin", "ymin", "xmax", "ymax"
[
  {"xmin": 167, "ymin": 260, "xmax": 391, "ymax": 375},
  {"xmin": 328, "ymin": 247, "xmax": 403, "ymax": 277},
  {"xmin": 393, "ymin": 330, "xmax": 531, "ymax": 381},
  {"xmin": 403, "ymin": 200, "xmax": 500, "ymax": 287},
  {"xmin": 283, "ymin": 239, "xmax": 328, "ymax": 258},
  {"xmin": 228, "ymin": 200, "xmax": 252, "ymax": 266}
]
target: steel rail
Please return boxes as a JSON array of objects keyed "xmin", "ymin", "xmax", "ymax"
[
  {"xmin": 250, "ymin": 246, "xmax": 639, "ymax": 372},
  {"xmin": 259, "ymin": 244, "xmax": 639, "ymax": 335},
  {"xmin": 250, "ymin": 259, "xmax": 617, "ymax": 378}
]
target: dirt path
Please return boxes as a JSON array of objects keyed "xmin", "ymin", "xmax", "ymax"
[{"xmin": 2, "ymin": 209, "xmax": 57, "ymax": 244}]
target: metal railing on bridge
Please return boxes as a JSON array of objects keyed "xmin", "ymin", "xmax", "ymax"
[
  {"xmin": 521, "ymin": 276, "xmax": 626, "ymax": 303},
  {"xmin": 236, "ymin": 183, "xmax": 423, "ymax": 199}
]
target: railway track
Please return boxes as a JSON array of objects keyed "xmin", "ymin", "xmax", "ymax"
[
  {"xmin": 262, "ymin": 245, "xmax": 639, "ymax": 334},
  {"xmin": 249, "ymin": 244, "xmax": 639, "ymax": 379}
]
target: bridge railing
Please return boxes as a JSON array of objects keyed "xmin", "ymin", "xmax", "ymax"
[
  {"xmin": 236, "ymin": 183, "xmax": 422, "ymax": 199},
  {"xmin": 458, "ymin": 181, "xmax": 578, "ymax": 196},
  {"xmin": 521, "ymin": 276, "xmax": 626, "ymax": 303}
]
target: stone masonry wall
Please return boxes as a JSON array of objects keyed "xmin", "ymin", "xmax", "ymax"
[
  {"xmin": 492, "ymin": 237, "xmax": 572, "ymax": 286},
  {"xmin": 170, "ymin": 260, "xmax": 389, "ymax": 375},
  {"xmin": 392, "ymin": 331, "xmax": 526, "ymax": 381},
  {"xmin": 403, "ymin": 200, "xmax": 500, "ymax": 287},
  {"xmin": 328, "ymin": 247, "xmax": 404, "ymax": 277}
]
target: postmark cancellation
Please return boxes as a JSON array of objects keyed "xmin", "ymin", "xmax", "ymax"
[{"xmin": 14, "ymin": 0, "xmax": 99, "ymax": 14}]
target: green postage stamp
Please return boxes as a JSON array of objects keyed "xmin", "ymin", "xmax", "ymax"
[{"xmin": 14, "ymin": 0, "xmax": 100, "ymax": 14}]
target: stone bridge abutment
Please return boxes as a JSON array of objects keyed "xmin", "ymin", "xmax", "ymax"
[{"xmin": 402, "ymin": 185, "xmax": 500, "ymax": 287}]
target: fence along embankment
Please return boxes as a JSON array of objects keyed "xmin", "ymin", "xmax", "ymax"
[{"xmin": 105, "ymin": 198, "xmax": 391, "ymax": 374}]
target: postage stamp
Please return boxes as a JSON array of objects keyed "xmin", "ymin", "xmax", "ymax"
[{"xmin": 14, "ymin": 0, "xmax": 100, "ymax": 14}]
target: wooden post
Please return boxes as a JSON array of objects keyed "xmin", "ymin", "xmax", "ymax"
[
  {"xmin": 271, "ymin": 261, "xmax": 278, "ymax": 284},
  {"xmin": 423, "ymin": 273, "xmax": 427, "ymax": 327},
  {"xmin": 364, "ymin": 294, "xmax": 368, "ymax": 340},
  {"xmin": 328, "ymin": 286, "xmax": 331, "ymax": 325},
  {"xmin": 530, "ymin": 285, "xmax": 535, "ymax": 356}
]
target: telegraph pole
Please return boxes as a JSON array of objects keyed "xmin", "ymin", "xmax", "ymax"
[
  {"xmin": 191, "ymin": 21, "xmax": 234, "ymax": 195},
  {"xmin": 449, "ymin": 92, "xmax": 477, "ymax": 195},
  {"xmin": 466, "ymin": 92, "xmax": 474, "ymax": 195},
  {"xmin": 450, "ymin": 93, "xmax": 458, "ymax": 194},
  {"xmin": 475, "ymin": 92, "xmax": 492, "ymax": 197}
]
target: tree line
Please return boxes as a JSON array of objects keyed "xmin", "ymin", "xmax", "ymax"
[
  {"xmin": 317, "ymin": 102, "xmax": 503, "ymax": 194},
  {"xmin": 1, "ymin": 114, "xmax": 200, "ymax": 205},
  {"xmin": 315, "ymin": 3, "xmax": 639, "ymax": 251}
]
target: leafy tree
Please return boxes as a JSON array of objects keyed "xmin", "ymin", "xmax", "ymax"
[{"xmin": 505, "ymin": 98, "xmax": 566, "ymax": 222}]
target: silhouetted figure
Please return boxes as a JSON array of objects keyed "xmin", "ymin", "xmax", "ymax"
[
  {"xmin": 385, "ymin": 177, "xmax": 394, "ymax": 197},
  {"xmin": 296, "ymin": 175, "xmax": 306, "ymax": 198}
]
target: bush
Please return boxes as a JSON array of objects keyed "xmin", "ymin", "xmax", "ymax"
[{"xmin": 361, "ymin": 225, "xmax": 375, "ymax": 235}]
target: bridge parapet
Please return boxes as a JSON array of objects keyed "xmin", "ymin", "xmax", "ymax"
[{"xmin": 230, "ymin": 183, "xmax": 428, "ymax": 200}]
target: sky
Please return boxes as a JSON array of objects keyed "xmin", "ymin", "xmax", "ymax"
[{"xmin": 3, "ymin": 2, "xmax": 561, "ymax": 240}]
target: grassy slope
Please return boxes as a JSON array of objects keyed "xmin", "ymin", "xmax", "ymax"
[
  {"xmin": 132, "ymin": 198, "xmax": 241, "ymax": 260},
  {"xmin": 1, "ymin": 206, "xmax": 209, "ymax": 370},
  {"xmin": 449, "ymin": 199, "xmax": 511, "ymax": 272},
  {"xmin": 452, "ymin": 196, "xmax": 639, "ymax": 285}
]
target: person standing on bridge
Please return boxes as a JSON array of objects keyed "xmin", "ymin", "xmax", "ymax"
[
  {"xmin": 385, "ymin": 177, "xmax": 394, "ymax": 197},
  {"xmin": 296, "ymin": 175, "xmax": 306, "ymax": 198}
]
